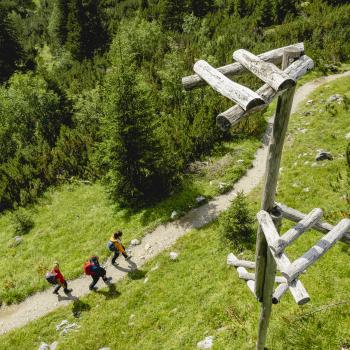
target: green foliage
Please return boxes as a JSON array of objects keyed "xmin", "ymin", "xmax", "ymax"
[
  {"xmin": 219, "ymin": 191, "xmax": 255, "ymax": 248},
  {"xmin": 0, "ymin": 8, "xmax": 24, "ymax": 83},
  {"xmin": 11, "ymin": 208, "xmax": 34, "ymax": 236}
]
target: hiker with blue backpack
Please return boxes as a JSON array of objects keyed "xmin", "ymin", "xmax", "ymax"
[
  {"xmin": 84, "ymin": 256, "xmax": 112, "ymax": 290},
  {"xmin": 46, "ymin": 262, "xmax": 72, "ymax": 295},
  {"xmin": 107, "ymin": 231, "xmax": 131, "ymax": 265}
]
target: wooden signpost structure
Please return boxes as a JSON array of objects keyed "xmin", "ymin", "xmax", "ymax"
[{"xmin": 181, "ymin": 43, "xmax": 350, "ymax": 349}]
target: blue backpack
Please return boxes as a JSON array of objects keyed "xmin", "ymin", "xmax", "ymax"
[{"xmin": 107, "ymin": 241, "xmax": 115, "ymax": 252}]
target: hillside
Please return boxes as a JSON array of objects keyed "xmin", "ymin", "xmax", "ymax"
[{"xmin": 0, "ymin": 74, "xmax": 349, "ymax": 350}]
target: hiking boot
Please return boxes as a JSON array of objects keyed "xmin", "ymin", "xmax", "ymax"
[
  {"xmin": 64, "ymin": 288, "xmax": 73, "ymax": 294},
  {"xmin": 111, "ymin": 259, "xmax": 118, "ymax": 265},
  {"xmin": 125, "ymin": 255, "xmax": 132, "ymax": 260},
  {"xmin": 89, "ymin": 286, "xmax": 98, "ymax": 291},
  {"xmin": 103, "ymin": 277, "xmax": 112, "ymax": 284},
  {"xmin": 53, "ymin": 290, "xmax": 59, "ymax": 295}
]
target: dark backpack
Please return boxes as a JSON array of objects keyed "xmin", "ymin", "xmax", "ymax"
[
  {"xmin": 45, "ymin": 272, "xmax": 57, "ymax": 285},
  {"xmin": 107, "ymin": 241, "xmax": 115, "ymax": 251}
]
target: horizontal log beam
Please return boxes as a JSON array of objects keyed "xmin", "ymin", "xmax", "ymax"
[
  {"xmin": 182, "ymin": 43, "xmax": 304, "ymax": 90},
  {"xmin": 272, "ymin": 283, "xmax": 289, "ymax": 304},
  {"xmin": 275, "ymin": 202, "xmax": 350, "ymax": 245},
  {"xmin": 193, "ymin": 60, "xmax": 264, "ymax": 110},
  {"xmin": 227, "ymin": 253, "xmax": 255, "ymax": 269},
  {"xmin": 256, "ymin": 210, "xmax": 310, "ymax": 305},
  {"xmin": 247, "ymin": 280, "xmax": 256, "ymax": 297},
  {"xmin": 271, "ymin": 208, "xmax": 323, "ymax": 255},
  {"xmin": 216, "ymin": 55, "xmax": 314, "ymax": 131},
  {"xmin": 237, "ymin": 266, "xmax": 286, "ymax": 283},
  {"xmin": 233, "ymin": 49, "xmax": 295, "ymax": 91},
  {"xmin": 283, "ymin": 219, "xmax": 350, "ymax": 282}
]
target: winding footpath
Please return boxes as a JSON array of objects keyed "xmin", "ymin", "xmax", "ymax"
[{"xmin": 1, "ymin": 72, "xmax": 349, "ymax": 335}]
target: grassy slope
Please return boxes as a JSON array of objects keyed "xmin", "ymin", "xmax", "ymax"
[
  {"xmin": 0, "ymin": 78, "xmax": 349, "ymax": 349},
  {"xmin": 0, "ymin": 137, "xmax": 261, "ymax": 305}
]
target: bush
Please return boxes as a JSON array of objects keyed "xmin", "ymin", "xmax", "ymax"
[
  {"xmin": 11, "ymin": 208, "xmax": 34, "ymax": 235},
  {"xmin": 219, "ymin": 191, "xmax": 255, "ymax": 249}
]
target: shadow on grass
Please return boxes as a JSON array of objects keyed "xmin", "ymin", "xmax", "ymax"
[
  {"xmin": 57, "ymin": 293, "xmax": 79, "ymax": 302},
  {"xmin": 72, "ymin": 299, "xmax": 91, "ymax": 318},
  {"xmin": 96, "ymin": 283, "xmax": 120, "ymax": 300},
  {"xmin": 112, "ymin": 259, "xmax": 147, "ymax": 280}
]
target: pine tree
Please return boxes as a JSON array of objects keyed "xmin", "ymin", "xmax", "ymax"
[
  {"xmin": 257, "ymin": 0, "xmax": 274, "ymax": 27},
  {"xmin": 101, "ymin": 61, "xmax": 169, "ymax": 207},
  {"xmin": 160, "ymin": 0, "xmax": 186, "ymax": 31},
  {"xmin": 0, "ymin": 8, "xmax": 23, "ymax": 82}
]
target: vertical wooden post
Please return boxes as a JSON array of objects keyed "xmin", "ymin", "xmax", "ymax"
[{"xmin": 255, "ymin": 48, "xmax": 300, "ymax": 350}]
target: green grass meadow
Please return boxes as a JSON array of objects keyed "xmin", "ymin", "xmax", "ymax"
[
  {"xmin": 0, "ymin": 136, "xmax": 261, "ymax": 305},
  {"xmin": 0, "ymin": 77, "xmax": 349, "ymax": 349}
]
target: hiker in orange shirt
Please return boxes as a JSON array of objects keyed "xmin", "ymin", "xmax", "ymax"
[
  {"xmin": 107, "ymin": 231, "xmax": 131, "ymax": 265},
  {"xmin": 47, "ymin": 262, "xmax": 72, "ymax": 295}
]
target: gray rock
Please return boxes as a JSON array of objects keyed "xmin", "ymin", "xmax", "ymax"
[
  {"xmin": 130, "ymin": 239, "xmax": 140, "ymax": 246},
  {"xmin": 327, "ymin": 94, "xmax": 343, "ymax": 103},
  {"xmin": 50, "ymin": 342, "xmax": 58, "ymax": 350},
  {"xmin": 197, "ymin": 336, "xmax": 214, "ymax": 349},
  {"xmin": 196, "ymin": 196, "xmax": 206, "ymax": 205},
  {"xmin": 315, "ymin": 151, "xmax": 333, "ymax": 161},
  {"xmin": 306, "ymin": 99, "xmax": 313, "ymax": 105},
  {"xmin": 56, "ymin": 320, "xmax": 69, "ymax": 331},
  {"xmin": 346, "ymin": 132, "xmax": 350, "ymax": 141},
  {"xmin": 169, "ymin": 252, "xmax": 179, "ymax": 261},
  {"xmin": 13, "ymin": 236, "xmax": 23, "ymax": 246},
  {"xmin": 170, "ymin": 211, "xmax": 178, "ymax": 220},
  {"xmin": 38, "ymin": 343, "xmax": 50, "ymax": 350}
]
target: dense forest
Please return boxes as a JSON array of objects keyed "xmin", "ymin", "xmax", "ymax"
[{"xmin": 0, "ymin": 0, "xmax": 349, "ymax": 211}]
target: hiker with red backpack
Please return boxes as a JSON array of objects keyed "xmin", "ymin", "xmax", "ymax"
[
  {"xmin": 46, "ymin": 262, "xmax": 72, "ymax": 295},
  {"xmin": 84, "ymin": 256, "xmax": 112, "ymax": 290},
  {"xmin": 107, "ymin": 231, "xmax": 131, "ymax": 265}
]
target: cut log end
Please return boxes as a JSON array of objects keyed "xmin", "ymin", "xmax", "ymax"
[
  {"xmin": 297, "ymin": 296, "xmax": 311, "ymax": 305},
  {"xmin": 278, "ymin": 78, "xmax": 296, "ymax": 91},
  {"xmin": 216, "ymin": 114, "xmax": 232, "ymax": 131},
  {"xmin": 246, "ymin": 96, "xmax": 266, "ymax": 110}
]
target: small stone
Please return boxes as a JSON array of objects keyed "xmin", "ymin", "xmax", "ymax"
[
  {"xmin": 150, "ymin": 264, "xmax": 159, "ymax": 272},
  {"xmin": 143, "ymin": 277, "xmax": 149, "ymax": 284},
  {"xmin": 56, "ymin": 320, "xmax": 69, "ymax": 331},
  {"xmin": 303, "ymin": 188, "xmax": 310, "ymax": 192},
  {"xmin": 302, "ymin": 111, "xmax": 311, "ymax": 116},
  {"xmin": 327, "ymin": 94, "xmax": 343, "ymax": 103},
  {"xmin": 345, "ymin": 132, "xmax": 350, "ymax": 141},
  {"xmin": 144, "ymin": 244, "xmax": 151, "ymax": 251},
  {"xmin": 99, "ymin": 348, "xmax": 111, "ymax": 350},
  {"xmin": 197, "ymin": 336, "xmax": 214, "ymax": 349},
  {"xmin": 170, "ymin": 211, "xmax": 178, "ymax": 220},
  {"xmin": 306, "ymin": 99, "xmax": 313, "ymax": 105},
  {"xmin": 315, "ymin": 151, "xmax": 333, "ymax": 161},
  {"xmin": 38, "ymin": 343, "xmax": 50, "ymax": 350},
  {"xmin": 50, "ymin": 341, "xmax": 59, "ymax": 350},
  {"xmin": 236, "ymin": 159, "xmax": 244, "ymax": 163},
  {"xmin": 130, "ymin": 239, "xmax": 140, "ymax": 246},
  {"xmin": 169, "ymin": 252, "xmax": 178, "ymax": 261},
  {"xmin": 12, "ymin": 236, "xmax": 23, "ymax": 246},
  {"xmin": 292, "ymin": 183, "xmax": 299, "ymax": 188},
  {"xmin": 196, "ymin": 196, "xmax": 206, "ymax": 204}
]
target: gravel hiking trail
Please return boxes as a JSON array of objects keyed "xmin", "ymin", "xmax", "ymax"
[{"xmin": 0, "ymin": 72, "xmax": 349, "ymax": 335}]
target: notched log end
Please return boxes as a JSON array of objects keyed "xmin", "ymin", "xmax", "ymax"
[{"xmin": 272, "ymin": 297, "xmax": 280, "ymax": 304}]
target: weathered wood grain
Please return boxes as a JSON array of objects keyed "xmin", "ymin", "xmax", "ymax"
[
  {"xmin": 272, "ymin": 283, "xmax": 289, "ymax": 304},
  {"xmin": 193, "ymin": 60, "xmax": 264, "ymax": 110},
  {"xmin": 216, "ymin": 55, "xmax": 314, "ymax": 130},
  {"xmin": 182, "ymin": 42, "xmax": 304, "ymax": 90},
  {"xmin": 283, "ymin": 219, "xmax": 350, "ymax": 282},
  {"xmin": 271, "ymin": 208, "xmax": 323, "ymax": 255},
  {"xmin": 227, "ymin": 253, "xmax": 255, "ymax": 269},
  {"xmin": 275, "ymin": 202, "xmax": 350, "ymax": 245},
  {"xmin": 233, "ymin": 49, "xmax": 295, "ymax": 91}
]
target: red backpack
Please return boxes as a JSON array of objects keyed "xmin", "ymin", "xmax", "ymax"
[{"xmin": 83, "ymin": 261, "xmax": 93, "ymax": 275}]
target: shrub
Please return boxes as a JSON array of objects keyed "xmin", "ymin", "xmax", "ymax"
[
  {"xmin": 11, "ymin": 208, "xmax": 34, "ymax": 235},
  {"xmin": 219, "ymin": 191, "xmax": 255, "ymax": 249}
]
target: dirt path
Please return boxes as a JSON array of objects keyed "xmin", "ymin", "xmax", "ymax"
[{"xmin": 1, "ymin": 72, "xmax": 349, "ymax": 335}]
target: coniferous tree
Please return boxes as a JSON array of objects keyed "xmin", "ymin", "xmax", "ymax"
[
  {"xmin": 0, "ymin": 8, "xmax": 23, "ymax": 82},
  {"xmin": 160, "ymin": 0, "xmax": 186, "ymax": 31},
  {"xmin": 256, "ymin": 0, "xmax": 274, "ymax": 27}
]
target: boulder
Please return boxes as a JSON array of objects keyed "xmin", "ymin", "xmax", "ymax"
[{"xmin": 197, "ymin": 336, "xmax": 214, "ymax": 349}]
